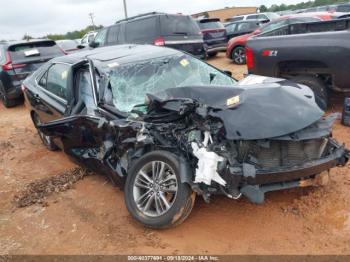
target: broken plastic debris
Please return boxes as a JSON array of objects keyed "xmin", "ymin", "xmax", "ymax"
[
  {"xmin": 192, "ymin": 131, "xmax": 226, "ymax": 186},
  {"xmin": 226, "ymin": 95, "xmax": 240, "ymax": 107},
  {"xmin": 179, "ymin": 58, "xmax": 189, "ymax": 67}
]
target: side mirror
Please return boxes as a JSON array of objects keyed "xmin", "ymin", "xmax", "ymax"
[
  {"xmin": 89, "ymin": 40, "xmax": 98, "ymax": 48},
  {"xmin": 223, "ymin": 70, "xmax": 232, "ymax": 77}
]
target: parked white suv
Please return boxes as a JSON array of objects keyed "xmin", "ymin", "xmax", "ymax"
[{"xmin": 228, "ymin": 12, "xmax": 280, "ymax": 22}]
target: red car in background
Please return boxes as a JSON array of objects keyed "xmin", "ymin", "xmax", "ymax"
[{"xmin": 226, "ymin": 12, "xmax": 337, "ymax": 65}]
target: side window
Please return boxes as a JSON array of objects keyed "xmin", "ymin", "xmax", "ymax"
[
  {"xmin": 237, "ymin": 23, "xmax": 250, "ymax": 32},
  {"xmin": 258, "ymin": 14, "xmax": 269, "ymax": 20},
  {"xmin": 94, "ymin": 28, "xmax": 108, "ymax": 47},
  {"xmin": 78, "ymin": 71, "xmax": 95, "ymax": 110},
  {"xmin": 247, "ymin": 15, "xmax": 259, "ymax": 20},
  {"xmin": 125, "ymin": 17, "xmax": 157, "ymax": 43},
  {"xmin": 81, "ymin": 36, "xmax": 88, "ymax": 44},
  {"xmin": 231, "ymin": 17, "xmax": 243, "ymax": 22},
  {"xmin": 39, "ymin": 71, "xmax": 48, "ymax": 87},
  {"xmin": 225, "ymin": 24, "xmax": 237, "ymax": 33},
  {"xmin": 106, "ymin": 25, "xmax": 120, "ymax": 45},
  {"xmin": 45, "ymin": 64, "xmax": 70, "ymax": 100}
]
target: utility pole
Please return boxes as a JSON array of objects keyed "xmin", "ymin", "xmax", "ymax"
[
  {"xmin": 123, "ymin": 0, "xmax": 128, "ymax": 18},
  {"xmin": 89, "ymin": 13, "xmax": 96, "ymax": 31}
]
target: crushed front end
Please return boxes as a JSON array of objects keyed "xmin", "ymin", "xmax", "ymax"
[{"xmin": 132, "ymin": 83, "xmax": 350, "ymax": 204}]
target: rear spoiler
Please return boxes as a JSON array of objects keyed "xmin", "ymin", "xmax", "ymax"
[
  {"xmin": 199, "ymin": 18, "xmax": 220, "ymax": 23},
  {"xmin": 8, "ymin": 40, "xmax": 57, "ymax": 51}
]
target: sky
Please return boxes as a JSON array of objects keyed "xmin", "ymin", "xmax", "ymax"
[{"xmin": 0, "ymin": 0, "xmax": 304, "ymax": 40}]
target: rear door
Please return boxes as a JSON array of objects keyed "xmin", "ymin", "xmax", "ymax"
[
  {"xmin": 8, "ymin": 41, "xmax": 65, "ymax": 84},
  {"xmin": 30, "ymin": 63, "xmax": 72, "ymax": 123},
  {"xmin": 160, "ymin": 15, "xmax": 205, "ymax": 56}
]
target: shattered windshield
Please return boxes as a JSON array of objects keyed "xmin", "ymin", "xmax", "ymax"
[{"xmin": 108, "ymin": 54, "xmax": 236, "ymax": 112}]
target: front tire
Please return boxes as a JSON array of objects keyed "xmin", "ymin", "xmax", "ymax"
[
  {"xmin": 292, "ymin": 75, "xmax": 328, "ymax": 111},
  {"xmin": 124, "ymin": 150, "xmax": 195, "ymax": 229},
  {"xmin": 231, "ymin": 46, "xmax": 246, "ymax": 65}
]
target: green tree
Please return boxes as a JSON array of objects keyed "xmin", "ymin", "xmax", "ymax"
[
  {"xmin": 46, "ymin": 25, "xmax": 103, "ymax": 41},
  {"xmin": 259, "ymin": 5, "xmax": 268, "ymax": 12}
]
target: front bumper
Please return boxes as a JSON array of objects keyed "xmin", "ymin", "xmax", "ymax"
[
  {"xmin": 247, "ymin": 143, "xmax": 348, "ymax": 186},
  {"xmin": 226, "ymin": 139, "xmax": 349, "ymax": 203}
]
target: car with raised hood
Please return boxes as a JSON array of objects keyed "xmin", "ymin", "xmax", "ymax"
[
  {"xmin": 22, "ymin": 45, "xmax": 349, "ymax": 229},
  {"xmin": 197, "ymin": 18, "xmax": 227, "ymax": 57},
  {"xmin": 0, "ymin": 39, "xmax": 65, "ymax": 107},
  {"xmin": 89, "ymin": 12, "xmax": 206, "ymax": 59},
  {"xmin": 226, "ymin": 12, "xmax": 336, "ymax": 65}
]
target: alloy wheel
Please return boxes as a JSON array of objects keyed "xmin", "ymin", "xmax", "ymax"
[
  {"xmin": 133, "ymin": 161, "xmax": 178, "ymax": 217},
  {"xmin": 233, "ymin": 48, "xmax": 246, "ymax": 64}
]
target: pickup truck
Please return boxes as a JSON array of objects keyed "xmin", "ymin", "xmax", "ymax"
[{"xmin": 246, "ymin": 18, "xmax": 350, "ymax": 110}]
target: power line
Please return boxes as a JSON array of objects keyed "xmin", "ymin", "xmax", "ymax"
[{"xmin": 88, "ymin": 12, "xmax": 96, "ymax": 31}]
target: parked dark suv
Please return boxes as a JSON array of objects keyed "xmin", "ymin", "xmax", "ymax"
[
  {"xmin": 0, "ymin": 39, "xmax": 65, "ymax": 107},
  {"xmin": 90, "ymin": 12, "xmax": 206, "ymax": 59},
  {"xmin": 197, "ymin": 18, "xmax": 227, "ymax": 57}
]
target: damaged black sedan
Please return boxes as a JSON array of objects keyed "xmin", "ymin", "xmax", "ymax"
[{"xmin": 22, "ymin": 45, "xmax": 349, "ymax": 228}]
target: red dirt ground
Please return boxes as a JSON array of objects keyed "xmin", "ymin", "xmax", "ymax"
[{"xmin": 0, "ymin": 53, "xmax": 349, "ymax": 255}]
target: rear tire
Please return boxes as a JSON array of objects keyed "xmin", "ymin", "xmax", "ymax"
[
  {"xmin": 124, "ymin": 150, "xmax": 195, "ymax": 229},
  {"xmin": 292, "ymin": 75, "xmax": 328, "ymax": 111},
  {"xmin": 207, "ymin": 52, "xmax": 218, "ymax": 58},
  {"xmin": 231, "ymin": 46, "xmax": 246, "ymax": 65},
  {"xmin": 32, "ymin": 113, "xmax": 59, "ymax": 151},
  {"xmin": 0, "ymin": 83, "xmax": 17, "ymax": 108}
]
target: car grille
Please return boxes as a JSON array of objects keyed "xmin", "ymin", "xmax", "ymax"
[{"xmin": 239, "ymin": 139, "xmax": 325, "ymax": 169}]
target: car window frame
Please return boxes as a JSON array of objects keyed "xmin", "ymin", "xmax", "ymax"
[
  {"xmin": 94, "ymin": 28, "xmax": 108, "ymax": 47},
  {"xmin": 36, "ymin": 62, "xmax": 71, "ymax": 105}
]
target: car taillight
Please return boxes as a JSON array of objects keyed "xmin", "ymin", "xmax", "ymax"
[
  {"xmin": 2, "ymin": 51, "xmax": 26, "ymax": 71},
  {"xmin": 154, "ymin": 37, "xmax": 165, "ymax": 46},
  {"xmin": 246, "ymin": 47, "xmax": 254, "ymax": 70}
]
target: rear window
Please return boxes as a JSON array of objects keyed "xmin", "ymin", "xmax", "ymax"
[
  {"xmin": 198, "ymin": 21, "xmax": 224, "ymax": 30},
  {"xmin": 160, "ymin": 15, "xmax": 200, "ymax": 35},
  {"xmin": 56, "ymin": 40, "xmax": 78, "ymax": 51},
  {"xmin": 337, "ymin": 5, "xmax": 350, "ymax": 12},
  {"xmin": 8, "ymin": 41, "xmax": 63, "ymax": 63},
  {"xmin": 230, "ymin": 17, "xmax": 244, "ymax": 22}
]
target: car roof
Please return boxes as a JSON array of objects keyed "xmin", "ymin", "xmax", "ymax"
[
  {"xmin": 225, "ymin": 19, "xmax": 264, "ymax": 25},
  {"xmin": 51, "ymin": 44, "xmax": 181, "ymax": 65}
]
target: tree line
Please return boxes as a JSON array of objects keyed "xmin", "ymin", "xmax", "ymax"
[
  {"xmin": 259, "ymin": 0, "xmax": 348, "ymax": 12},
  {"xmin": 22, "ymin": 25, "xmax": 103, "ymax": 41}
]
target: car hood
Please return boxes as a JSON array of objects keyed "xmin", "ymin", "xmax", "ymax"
[
  {"xmin": 146, "ymin": 75, "xmax": 324, "ymax": 140},
  {"xmin": 228, "ymin": 32, "xmax": 254, "ymax": 45}
]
